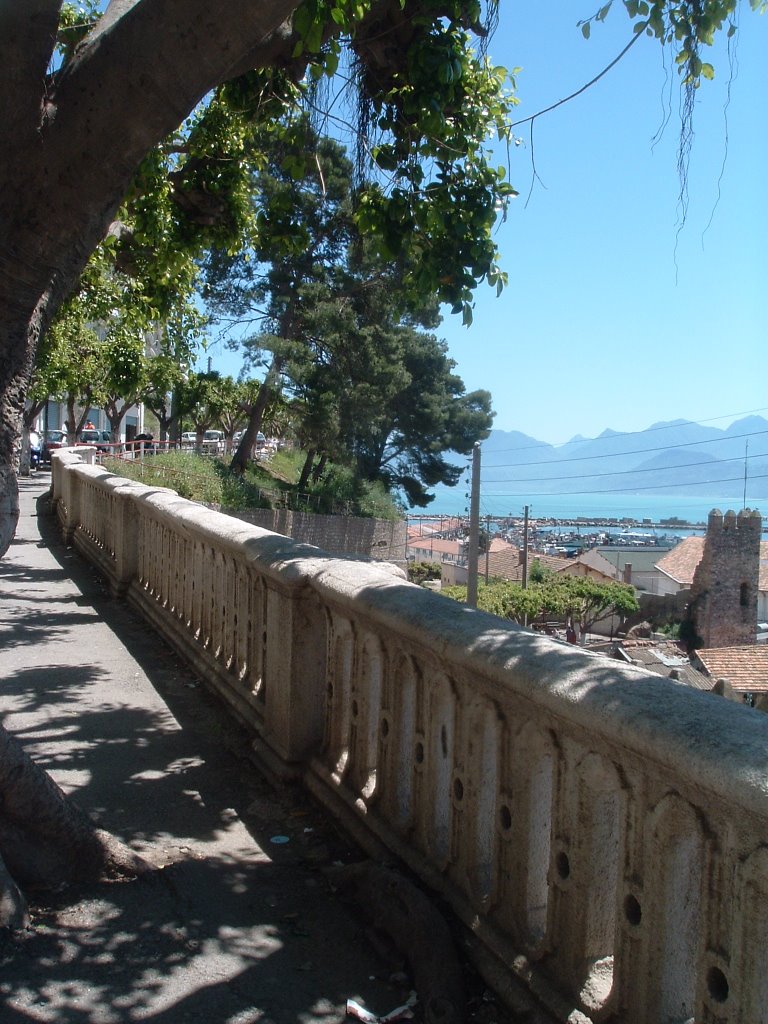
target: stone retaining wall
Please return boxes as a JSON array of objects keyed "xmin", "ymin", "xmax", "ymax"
[{"xmin": 225, "ymin": 506, "xmax": 406, "ymax": 563}]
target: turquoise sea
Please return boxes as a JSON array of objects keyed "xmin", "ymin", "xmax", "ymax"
[{"xmin": 416, "ymin": 485, "xmax": 766, "ymax": 527}]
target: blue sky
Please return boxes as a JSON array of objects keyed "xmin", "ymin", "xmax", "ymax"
[{"xmin": 205, "ymin": 2, "xmax": 767, "ymax": 447}]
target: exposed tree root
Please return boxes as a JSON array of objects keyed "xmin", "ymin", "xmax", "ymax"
[
  {"xmin": 0, "ymin": 853, "xmax": 29, "ymax": 931},
  {"xmin": 0, "ymin": 723, "xmax": 152, "ymax": 931}
]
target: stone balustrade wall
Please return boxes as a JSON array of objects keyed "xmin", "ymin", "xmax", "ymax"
[{"xmin": 51, "ymin": 452, "xmax": 768, "ymax": 1024}]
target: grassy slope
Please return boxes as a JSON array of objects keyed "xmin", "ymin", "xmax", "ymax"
[{"xmin": 103, "ymin": 448, "xmax": 402, "ymax": 520}]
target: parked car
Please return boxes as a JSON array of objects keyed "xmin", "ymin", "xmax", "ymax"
[
  {"xmin": 180, "ymin": 431, "xmax": 197, "ymax": 448},
  {"xmin": 133, "ymin": 432, "xmax": 155, "ymax": 454},
  {"xmin": 42, "ymin": 429, "xmax": 67, "ymax": 463},
  {"xmin": 202, "ymin": 429, "xmax": 225, "ymax": 453},
  {"xmin": 78, "ymin": 429, "xmax": 112, "ymax": 453}
]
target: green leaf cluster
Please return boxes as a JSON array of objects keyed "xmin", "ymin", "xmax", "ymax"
[{"xmin": 590, "ymin": 0, "xmax": 757, "ymax": 88}]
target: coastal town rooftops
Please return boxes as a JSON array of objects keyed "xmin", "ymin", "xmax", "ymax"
[
  {"xmin": 407, "ymin": 535, "xmax": 516, "ymax": 562},
  {"xmin": 615, "ymin": 638, "xmax": 714, "ymax": 691},
  {"xmin": 406, "ymin": 517, "xmax": 463, "ymax": 539},
  {"xmin": 407, "ymin": 537, "xmax": 464, "ymax": 559},
  {"xmin": 598, "ymin": 546, "xmax": 676, "ymax": 576},
  {"xmin": 489, "ymin": 537, "xmax": 516, "ymax": 553},
  {"xmin": 694, "ymin": 645, "xmax": 768, "ymax": 694},
  {"xmin": 654, "ymin": 536, "xmax": 705, "ymax": 585},
  {"xmin": 560, "ymin": 548, "xmax": 621, "ymax": 581},
  {"xmin": 486, "ymin": 548, "xmax": 570, "ymax": 582}
]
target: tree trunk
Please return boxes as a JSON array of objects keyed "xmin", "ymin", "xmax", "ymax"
[
  {"xmin": 0, "ymin": 464, "xmax": 19, "ymax": 565},
  {"xmin": 230, "ymin": 357, "xmax": 283, "ymax": 475},
  {"xmin": 0, "ymin": 314, "xmax": 45, "ymax": 559},
  {"xmin": 17, "ymin": 426, "xmax": 32, "ymax": 478},
  {"xmin": 310, "ymin": 452, "xmax": 327, "ymax": 483},
  {"xmin": 0, "ymin": 0, "xmax": 310, "ymax": 560},
  {"xmin": 0, "ymin": 722, "xmax": 150, "ymax": 929},
  {"xmin": 298, "ymin": 449, "xmax": 316, "ymax": 491},
  {"xmin": 0, "ymin": 0, "xmax": 342, "ymax": 935},
  {"xmin": 158, "ymin": 415, "xmax": 172, "ymax": 445},
  {"xmin": 105, "ymin": 397, "xmax": 136, "ymax": 440}
]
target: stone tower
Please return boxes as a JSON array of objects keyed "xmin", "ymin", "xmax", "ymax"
[{"xmin": 689, "ymin": 508, "xmax": 762, "ymax": 648}]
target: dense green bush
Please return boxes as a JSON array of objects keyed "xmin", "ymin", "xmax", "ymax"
[{"xmin": 408, "ymin": 561, "xmax": 442, "ymax": 585}]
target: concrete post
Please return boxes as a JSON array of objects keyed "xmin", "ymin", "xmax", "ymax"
[
  {"xmin": 112, "ymin": 486, "xmax": 139, "ymax": 597},
  {"xmin": 252, "ymin": 581, "xmax": 327, "ymax": 779}
]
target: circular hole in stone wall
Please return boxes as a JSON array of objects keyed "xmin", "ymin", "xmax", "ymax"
[
  {"xmin": 381, "ymin": 717, "xmax": 389, "ymax": 738},
  {"xmin": 555, "ymin": 852, "xmax": 570, "ymax": 880},
  {"xmin": 498, "ymin": 804, "xmax": 512, "ymax": 831},
  {"xmin": 415, "ymin": 741, "xmax": 425, "ymax": 764},
  {"xmin": 624, "ymin": 894, "xmax": 642, "ymax": 927},
  {"xmin": 351, "ymin": 699, "xmax": 358, "ymax": 718},
  {"xmin": 453, "ymin": 778, "xmax": 464, "ymax": 802},
  {"xmin": 706, "ymin": 967, "xmax": 729, "ymax": 1003}
]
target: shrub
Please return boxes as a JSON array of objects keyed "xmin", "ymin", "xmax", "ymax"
[{"xmin": 408, "ymin": 561, "xmax": 442, "ymax": 585}]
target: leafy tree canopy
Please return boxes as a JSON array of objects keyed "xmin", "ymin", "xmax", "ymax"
[
  {"xmin": 203, "ymin": 125, "xmax": 494, "ymax": 504},
  {"xmin": 444, "ymin": 571, "xmax": 638, "ymax": 632}
]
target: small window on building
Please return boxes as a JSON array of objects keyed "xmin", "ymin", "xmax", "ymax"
[{"xmin": 740, "ymin": 582, "xmax": 750, "ymax": 607}]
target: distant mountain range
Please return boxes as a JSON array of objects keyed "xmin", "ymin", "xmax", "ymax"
[{"xmin": 471, "ymin": 416, "xmax": 768, "ymax": 499}]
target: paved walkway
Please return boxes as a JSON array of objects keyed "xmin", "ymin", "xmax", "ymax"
[{"xmin": 0, "ymin": 475, "xmax": 430, "ymax": 1024}]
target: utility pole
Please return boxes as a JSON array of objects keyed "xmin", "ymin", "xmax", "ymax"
[
  {"xmin": 485, "ymin": 513, "xmax": 491, "ymax": 583},
  {"xmin": 743, "ymin": 439, "xmax": 749, "ymax": 509},
  {"xmin": 466, "ymin": 443, "xmax": 481, "ymax": 608},
  {"xmin": 522, "ymin": 504, "xmax": 530, "ymax": 589}
]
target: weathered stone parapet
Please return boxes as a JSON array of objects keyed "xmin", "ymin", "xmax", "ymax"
[
  {"xmin": 706, "ymin": 507, "xmax": 763, "ymax": 534},
  {"xmin": 51, "ymin": 454, "xmax": 768, "ymax": 1024}
]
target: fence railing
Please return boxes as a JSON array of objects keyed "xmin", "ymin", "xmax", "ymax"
[{"xmin": 51, "ymin": 451, "xmax": 768, "ymax": 1024}]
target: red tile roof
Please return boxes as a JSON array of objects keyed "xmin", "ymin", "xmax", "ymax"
[
  {"xmin": 655, "ymin": 536, "xmax": 705, "ymax": 585},
  {"xmin": 695, "ymin": 645, "xmax": 768, "ymax": 693},
  {"xmin": 407, "ymin": 538, "xmax": 463, "ymax": 558},
  {"xmin": 559, "ymin": 548, "xmax": 620, "ymax": 581},
  {"xmin": 489, "ymin": 537, "xmax": 516, "ymax": 553},
  {"xmin": 486, "ymin": 548, "xmax": 570, "ymax": 582}
]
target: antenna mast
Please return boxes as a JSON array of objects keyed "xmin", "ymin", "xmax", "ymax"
[{"xmin": 743, "ymin": 439, "xmax": 749, "ymax": 509}]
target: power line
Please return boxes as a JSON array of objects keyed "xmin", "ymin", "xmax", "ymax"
[
  {"xmin": 482, "ymin": 469, "xmax": 768, "ymax": 499},
  {"xmin": 483, "ymin": 450, "xmax": 766, "ymax": 485}
]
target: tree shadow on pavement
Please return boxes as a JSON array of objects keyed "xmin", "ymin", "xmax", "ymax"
[
  {"xmin": 0, "ymin": 855, "xmax": 408, "ymax": 1024},
  {"xmin": 0, "ymin": 489, "xmax": 430, "ymax": 1024}
]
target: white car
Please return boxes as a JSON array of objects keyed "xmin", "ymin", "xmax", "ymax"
[{"xmin": 203, "ymin": 429, "xmax": 225, "ymax": 453}]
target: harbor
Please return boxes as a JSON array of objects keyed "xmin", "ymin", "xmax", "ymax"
[{"xmin": 406, "ymin": 511, "xmax": 706, "ymax": 560}]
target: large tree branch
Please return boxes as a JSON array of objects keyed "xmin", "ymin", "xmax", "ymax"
[
  {"xmin": 0, "ymin": 0, "xmax": 61, "ymax": 160},
  {"xmin": 1, "ymin": 0, "xmax": 306, "ymax": 328}
]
